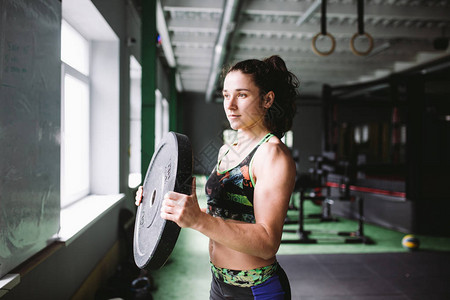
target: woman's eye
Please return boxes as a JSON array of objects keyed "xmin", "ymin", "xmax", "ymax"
[
  {"xmin": 238, "ymin": 93, "xmax": 246, "ymax": 98},
  {"xmin": 223, "ymin": 94, "xmax": 229, "ymax": 99}
]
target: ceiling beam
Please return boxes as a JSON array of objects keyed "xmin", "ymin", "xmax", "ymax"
[
  {"xmin": 237, "ymin": 21, "xmax": 445, "ymax": 40},
  {"xmin": 177, "ymin": 66, "xmax": 210, "ymax": 74},
  {"xmin": 174, "ymin": 48, "xmax": 213, "ymax": 58},
  {"xmin": 232, "ymin": 36, "xmax": 434, "ymax": 53},
  {"xmin": 230, "ymin": 48, "xmax": 418, "ymax": 62},
  {"xmin": 241, "ymin": 0, "xmax": 450, "ymax": 21},
  {"xmin": 167, "ymin": 18, "xmax": 220, "ymax": 33},
  {"xmin": 163, "ymin": 0, "xmax": 223, "ymax": 13},
  {"xmin": 171, "ymin": 34, "xmax": 216, "ymax": 47},
  {"xmin": 169, "ymin": 18, "xmax": 447, "ymax": 39},
  {"xmin": 157, "ymin": 0, "xmax": 176, "ymax": 67},
  {"xmin": 296, "ymin": 0, "xmax": 321, "ymax": 26},
  {"xmin": 179, "ymin": 73, "xmax": 209, "ymax": 80},
  {"xmin": 177, "ymin": 57, "xmax": 212, "ymax": 67}
]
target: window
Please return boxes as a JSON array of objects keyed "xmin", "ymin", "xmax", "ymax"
[
  {"xmin": 60, "ymin": 20, "xmax": 91, "ymax": 208},
  {"xmin": 61, "ymin": 20, "xmax": 89, "ymax": 76},
  {"xmin": 282, "ymin": 130, "xmax": 293, "ymax": 148},
  {"xmin": 58, "ymin": 0, "xmax": 120, "ymax": 242},
  {"xmin": 155, "ymin": 89, "xmax": 169, "ymax": 148},
  {"xmin": 129, "ymin": 56, "xmax": 142, "ymax": 188}
]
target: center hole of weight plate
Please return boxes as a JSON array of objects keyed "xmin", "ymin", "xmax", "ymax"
[{"xmin": 150, "ymin": 189, "xmax": 156, "ymax": 207}]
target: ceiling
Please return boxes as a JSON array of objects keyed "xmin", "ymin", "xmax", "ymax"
[{"xmin": 155, "ymin": 0, "xmax": 450, "ymax": 101}]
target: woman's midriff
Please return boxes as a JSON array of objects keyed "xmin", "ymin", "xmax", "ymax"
[{"xmin": 208, "ymin": 220, "xmax": 276, "ymax": 270}]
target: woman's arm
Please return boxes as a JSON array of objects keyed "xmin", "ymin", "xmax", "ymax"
[{"xmin": 161, "ymin": 141, "xmax": 295, "ymax": 260}]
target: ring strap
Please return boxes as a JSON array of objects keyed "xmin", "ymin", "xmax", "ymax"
[
  {"xmin": 357, "ymin": 0, "xmax": 364, "ymax": 34},
  {"xmin": 321, "ymin": 0, "xmax": 327, "ymax": 35}
]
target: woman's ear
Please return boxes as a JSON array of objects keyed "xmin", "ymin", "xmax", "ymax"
[{"xmin": 264, "ymin": 91, "xmax": 275, "ymax": 109}]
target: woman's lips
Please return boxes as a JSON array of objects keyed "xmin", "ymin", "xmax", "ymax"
[{"xmin": 228, "ymin": 114, "xmax": 240, "ymax": 118}]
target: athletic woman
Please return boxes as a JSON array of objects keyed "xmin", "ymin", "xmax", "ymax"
[{"xmin": 136, "ymin": 55, "xmax": 299, "ymax": 299}]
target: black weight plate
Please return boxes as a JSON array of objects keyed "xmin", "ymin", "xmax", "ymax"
[{"xmin": 133, "ymin": 132, "xmax": 193, "ymax": 270}]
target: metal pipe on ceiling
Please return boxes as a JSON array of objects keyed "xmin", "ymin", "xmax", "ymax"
[
  {"xmin": 157, "ymin": 0, "xmax": 184, "ymax": 91},
  {"xmin": 296, "ymin": 0, "xmax": 321, "ymax": 26},
  {"xmin": 205, "ymin": 0, "xmax": 243, "ymax": 102}
]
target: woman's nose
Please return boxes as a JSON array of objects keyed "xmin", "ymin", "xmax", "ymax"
[{"xmin": 224, "ymin": 95, "xmax": 236, "ymax": 109}]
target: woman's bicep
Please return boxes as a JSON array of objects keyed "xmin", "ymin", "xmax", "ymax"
[{"xmin": 252, "ymin": 146, "xmax": 295, "ymax": 237}]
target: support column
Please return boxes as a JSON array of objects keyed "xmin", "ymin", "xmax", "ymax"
[{"xmin": 141, "ymin": 0, "xmax": 157, "ymax": 174}]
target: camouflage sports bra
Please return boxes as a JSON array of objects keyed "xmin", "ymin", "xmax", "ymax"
[{"xmin": 204, "ymin": 133, "xmax": 274, "ymax": 223}]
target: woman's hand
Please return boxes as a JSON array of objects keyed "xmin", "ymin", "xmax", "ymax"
[
  {"xmin": 160, "ymin": 177, "xmax": 202, "ymax": 228},
  {"xmin": 135, "ymin": 186, "xmax": 143, "ymax": 206}
]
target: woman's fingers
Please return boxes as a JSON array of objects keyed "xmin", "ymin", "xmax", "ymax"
[
  {"xmin": 160, "ymin": 189, "xmax": 200, "ymax": 228},
  {"xmin": 135, "ymin": 186, "xmax": 143, "ymax": 206},
  {"xmin": 160, "ymin": 196, "xmax": 181, "ymax": 224},
  {"xmin": 162, "ymin": 196, "xmax": 179, "ymax": 208},
  {"xmin": 191, "ymin": 176, "xmax": 196, "ymax": 195},
  {"xmin": 135, "ymin": 176, "xmax": 206, "ymax": 228}
]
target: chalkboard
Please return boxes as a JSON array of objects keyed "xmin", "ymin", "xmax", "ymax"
[{"xmin": 0, "ymin": 0, "xmax": 61, "ymax": 278}]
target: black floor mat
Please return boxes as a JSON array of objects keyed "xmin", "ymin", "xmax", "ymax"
[{"xmin": 277, "ymin": 251, "xmax": 450, "ymax": 300}]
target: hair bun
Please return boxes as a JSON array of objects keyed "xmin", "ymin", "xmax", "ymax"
[{"xmin": 263, "ymin": 55, "xmax": 288, "ymax": 73}]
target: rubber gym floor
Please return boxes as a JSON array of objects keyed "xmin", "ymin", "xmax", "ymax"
[{"xmin": 149, "ymin": 176, "xmax": 450, "ymax": 300}]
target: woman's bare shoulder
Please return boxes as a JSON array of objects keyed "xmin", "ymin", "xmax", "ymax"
[{"xmin": 260, "ymin": 136, "xmax": 292, "ymax": 158}]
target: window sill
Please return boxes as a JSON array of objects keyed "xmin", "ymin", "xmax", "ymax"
[
  {"xmin": 57, "ymin": 194, "xmax": 125, "ymax": 246},
  {"xmin": 0, "ymin": 274, "xmax": 20, "ymax": 298}
]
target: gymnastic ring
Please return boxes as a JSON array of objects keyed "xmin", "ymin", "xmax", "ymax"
[
  {"xmin": 350, "ymin": 32, "xmax": 374, "ymax": 56},
  {"xmin": 311, "ymin": 32, "xmax": 336, "ymax": 56}
]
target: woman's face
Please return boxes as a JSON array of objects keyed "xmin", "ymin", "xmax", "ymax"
[{"xmin": 222, "ymin": 71, "xmax": 266, "ymax": 131}]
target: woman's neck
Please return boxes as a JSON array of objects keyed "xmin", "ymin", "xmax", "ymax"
[{"xmin": 234, "ymin": 127, "xmax": 270, "ymax": 151}]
